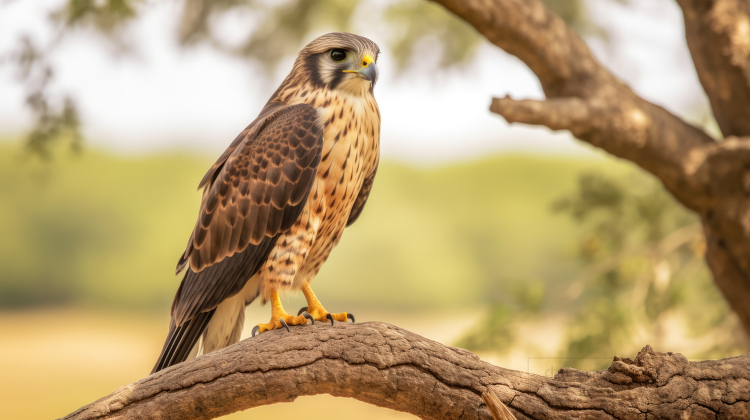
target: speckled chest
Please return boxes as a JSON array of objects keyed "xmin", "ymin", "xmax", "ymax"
[
  {"xmin": 299, "ymin": 94, "xmax": 380, "ymax": 277},
  {"xmin": 255, "ymin": 90, "xmax": 380, "ymax": 294}
]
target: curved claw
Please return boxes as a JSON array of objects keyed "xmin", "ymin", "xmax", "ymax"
[
  {"xmin": 302, "ymin": 311, "xmax": 314, "ymax": 325},
  {"xmin": 297, "ymin": 306, "xmax": 309, "ymax": 316},
  {"xmin": 252, "ymin": 325, "xmax": 260, "ymax": 337},
  {"xmin": 347, "ymin": 313, "xmax": 355, "ymax": 323},
  {"xmin": 326, "ymin": 313, "xmax": 334, "ymax": 326},
  {"xmin": 279, "ymin": 318, "xmax": 291, "ymax": 332}
]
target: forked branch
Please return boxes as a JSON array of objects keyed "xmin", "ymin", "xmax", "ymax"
[
  {"xmin": 431, "ymin": 0, "xmax": 750, "ymax": 339},
  {"xmin": 433, "ymin": 0, "xmax": 715, "ymax": 208},
  {"xmin": 62, "ymin": 322, "xmax": 750, "ymax": 420}
]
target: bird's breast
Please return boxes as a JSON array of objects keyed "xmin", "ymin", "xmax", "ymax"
[{"xmin": 302, "ymin": 95, "xmax": 380, "ymax": 266}]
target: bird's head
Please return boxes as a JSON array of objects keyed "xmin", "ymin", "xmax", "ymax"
[{"xmin": 295, "ymin": 32, "xmax": 380, "ymax": 96}]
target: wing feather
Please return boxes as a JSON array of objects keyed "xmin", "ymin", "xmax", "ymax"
[
  {"xmin": 185, "ymin": 103, "xmax": 323, "ymax": 274},
  {"xmin": 347, "ymin": 165, "xmax": 378, "ymax": 226},
  {"xmin": 153, "ymin": 103, "xmax": 324, "ymax": 373}
]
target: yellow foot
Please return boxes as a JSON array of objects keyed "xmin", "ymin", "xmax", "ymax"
[
  {"xmin": 297, "ymin": 306, "xmax": 354, "ymax": 325},
  {"xmin": 296, "ymin": 283, "xmax": 355, "ymax": 325},
  {"xmin": 252, "ymin": 289, "xmax": 313, "ymax": 337}
]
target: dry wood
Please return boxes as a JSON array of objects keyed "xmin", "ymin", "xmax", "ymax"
[
  {"xmin": 677, "ymin": 0, "xmax": 750, "ymax": 138},
  {"xmin": 482, "ymin": 388, "xmax": 517, "ymax": 420},
  {"xmin": 61, "ymin": 322, "xmax": 749, "ymax": 420},
  {"xmin": 431, "ymin": 0, "xmax": 750, "ymax": 338}
]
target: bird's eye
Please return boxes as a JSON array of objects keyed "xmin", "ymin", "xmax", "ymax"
[{"xmin": 330, "ymin": 49, "xmax": 347, "ymax": 62}]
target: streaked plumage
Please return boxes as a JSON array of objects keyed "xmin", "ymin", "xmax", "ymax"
[{"xmin": 152, "ymin": 33, "xmax": 380, "ymax": 373}]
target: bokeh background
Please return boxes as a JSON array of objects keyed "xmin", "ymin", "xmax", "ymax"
[{"xmin": 0, "ymin": 0, "xmax": 746, "ymax": 418}]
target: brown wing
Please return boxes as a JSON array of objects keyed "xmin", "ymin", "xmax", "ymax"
[
  {"xmin": 179, "ymin": 103, "xmax": 324, "ymax": 274},
  {"xmin": 195, "ymin": 102, "xmax": 285, "ymax": 193},
  {"xmin": 347, "ymin": 165, "xmax": 378, "ymax": 226},
  {"xmin": 153, "ymin": 104, "xmax": 323, "ymax": 373}
]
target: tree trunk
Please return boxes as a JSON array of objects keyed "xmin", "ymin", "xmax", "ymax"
[
  {"xmin": 429, "ymin": 0, "xmax": 750, "ymax": 338},
  {"xmin": 61, "ymin": 323, "xmax": 750, "ymax": 420}
]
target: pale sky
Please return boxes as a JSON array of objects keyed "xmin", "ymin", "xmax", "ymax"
[{"xmin": 0, "ymin": 0, "xmax": 711, "ymax": 163}]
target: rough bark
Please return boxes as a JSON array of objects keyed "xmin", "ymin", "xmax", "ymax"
[
  {"xmin": 430, "ymin": 0, "xmax": 750, "ymax": 337},
  {"xmin": 678, "ymin": 0, "xmax": 750, "ymax": 137},
  {"xmin": 61, "ymin": 323, "xmax": 750, "ymax": 420}
]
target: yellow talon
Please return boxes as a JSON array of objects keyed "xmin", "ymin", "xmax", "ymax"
[
  {"xmin": 300, "ymin": 283, "xmax": 353, "ymax": 324},
  {"xmin": 252, "ymin": 289, "xmax": 311, "ymax": 336}
]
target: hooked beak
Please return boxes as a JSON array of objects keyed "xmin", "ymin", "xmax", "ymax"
[{"xmin": 343, "ymin": 54, "xmax": 378, "ymax": 83}]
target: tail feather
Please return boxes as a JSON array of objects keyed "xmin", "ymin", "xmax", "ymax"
[
  {"xmin": 153, "ymin": 227, "xmax": 277, "ymax": 374},
  {"xmin": 151, "ymin": 310, "xmax": 214, "ymax": 374}
]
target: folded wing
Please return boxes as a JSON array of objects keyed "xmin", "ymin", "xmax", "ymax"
[{"xmin": 153, "ymin": 103, "xmax": 324, "ymax": 373}]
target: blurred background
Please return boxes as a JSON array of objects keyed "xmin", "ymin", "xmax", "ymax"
[{"xmin": 0, "ymin": 0, "xmax": 746, "ymax": 418}]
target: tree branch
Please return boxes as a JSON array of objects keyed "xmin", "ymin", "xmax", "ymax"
[
  {"xmin": 433, "ymin": 0, "xmax": 715, "ymax": 209},
  {"xmin": 677, "ymin": 0, "xmax": 750, "ymax": 137},
  {"xmin": 431, "ymin": 0, "xmax": 750, "ymax": 339},
  {"xmin": 61, "ymin": 322, "xmax": 750, "ymax": 420}
]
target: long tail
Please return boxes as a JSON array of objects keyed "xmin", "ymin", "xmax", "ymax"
[
  {"xmin": 151, "ymin": 311, "xmax": 214, "ymax": 374},
  {"xmin": 152, "ymin": 235, "xmax": 276, "ymax": 374}
]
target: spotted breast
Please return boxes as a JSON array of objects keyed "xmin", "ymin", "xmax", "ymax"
[{"xmin": 257, "ymin": 86, "xmax": 380, "ymax": 298}]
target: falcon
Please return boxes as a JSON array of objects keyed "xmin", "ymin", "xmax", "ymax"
[{"xmin": 152, "ymin": 32, "xmax": 380, "ymax": 373}]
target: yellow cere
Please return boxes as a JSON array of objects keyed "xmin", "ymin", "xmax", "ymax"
[
  {"xmin": 362, "ymin": 54, "xmax": 374, "ymax": 67},
  {"xmin": 343, "ymin": 54, "xmax": 375, "ymax": 73}
]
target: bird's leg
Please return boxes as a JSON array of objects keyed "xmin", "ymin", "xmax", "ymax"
[
  {"xmin": 252, "ymin": 289, "xmax": 313, "ymax": 336},
  {"xmin": 297, "ymin": 282, "xmax": 354, "ymax": 325}
]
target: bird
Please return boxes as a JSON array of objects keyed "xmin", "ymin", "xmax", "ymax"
[{"xmin": 151, "ymin": 32, "xmax": 381, "ymax": 373}]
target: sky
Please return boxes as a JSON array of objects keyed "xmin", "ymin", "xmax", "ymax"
[{"xmin": 0, "ymin": 0, "xmax": 712, "ymax": 164}]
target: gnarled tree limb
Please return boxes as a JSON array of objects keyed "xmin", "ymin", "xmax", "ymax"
[
  {"xmin": 62, "ymin": 322, "xmax": 749, "ymax": 420},
  {"xmin": 677, "ymin": 0, "xmax": 750, "ymax": 137},
  {"xmin": 431, "ymin": 0, "xmax": 750, "ymax": 338}
]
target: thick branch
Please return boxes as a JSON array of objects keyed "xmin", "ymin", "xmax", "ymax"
[
  {"xmin": 677, "ymin": 0, "xmax": 750, "ymax": 137},
  {"xmin": 62, "ymin": 322, "xmax": 750, "ymax": 420},
  {"xmin": 432, "ymin": 0, "xmax": 750, "ymax": 339},
  {"xmin": 432, "ymin": 0, "xmax": 715, "ymax": 210}
]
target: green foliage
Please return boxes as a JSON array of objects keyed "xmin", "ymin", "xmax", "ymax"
[
  {"xmin": 171, "ymin": 0, "xmax": 486, "ymax": 72},
  {"xmin": 552, "ymin": 172, "xmax": 723, "ymax": 368},
  {"xmin": 0, "ymin": 146, "xmax": 203, "ymax": 309},
  {"xmin": 47, "ymin": 0, "xmax": 606, "ymax": 69},
  {"xmin": 9, "ymin": 37, "xmax": 83, "ymax": 160},
  {"xmin": 511, "ymin": 279, "xmax": 545, "ymax": 313},
  {"xmin": 457, "ymin": 170, "xmax": 746, "ymax": 367},
  {"xmin": 384, "ymin": 0, "xmax": 481, "ymax": 69},
  {"xmin": 56, "ymin": 0, "xmax": 140, "ymax": 32},
  {"xmin": 455, "ymin": 278, "xmax": 545, "ymax": 353},
  {"xmin": 455, "ymin": 305, "xmax": 514, "ymax": 353},
  {"xmin": 235, "ymin": 0, "xmax": 361, "ymax": 70},
  {"xmin": 175, "ymin": 0, "xmax": 362, "ymax": 70}
]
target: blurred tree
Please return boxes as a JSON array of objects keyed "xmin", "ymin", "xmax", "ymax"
[
  {"xmin": 55, "ymin": 0, "xmax": 139, "ymax": 32},
  {"xmin": 552, "ymin": 172, "xmax": 745, "ymax": 368},
  {"xmin": 2, "ymin": 0, "xmax": 605, "ymax": 157},
  {"xmin": 8, "ymin": 37, "xmax": 82, "ymax": 159},
  {"xmin": 457, "ymin": 171, "xmax": 746, "ymax": 364},
  {"xmin": 455, "ymin": 278, "xmax": 544, "ymax": 353}
]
